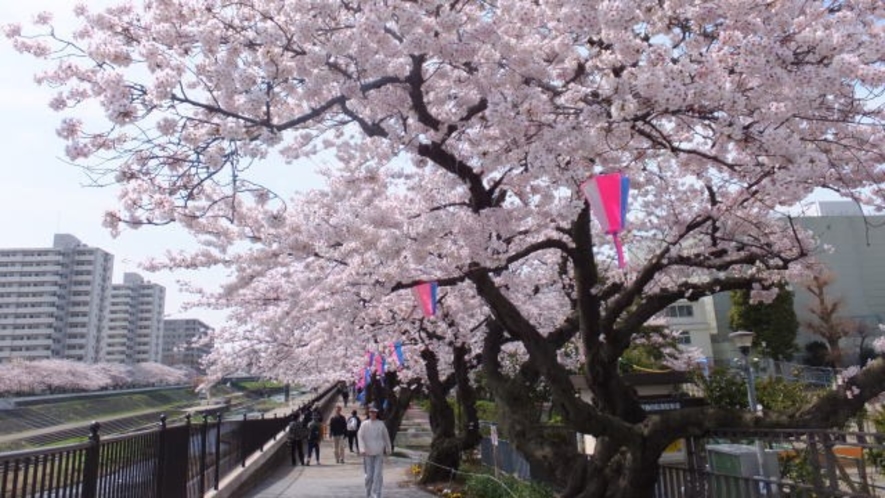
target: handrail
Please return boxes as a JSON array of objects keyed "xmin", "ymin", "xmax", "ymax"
[{"xmin": 0, "ymin": 382, "xmax": 341, "ymax": 498}]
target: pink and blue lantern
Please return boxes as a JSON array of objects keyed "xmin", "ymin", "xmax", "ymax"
[
  {"xmin": 413, "ymin": 281, "xmax": 438, "ymax": 317},
  {"xmin": 393, "ymin": 341, "xmax": 406, "ymax": 367},
  {"xmin": 580, "ymin": 173, "xmax": 630, "ymax": 268}
]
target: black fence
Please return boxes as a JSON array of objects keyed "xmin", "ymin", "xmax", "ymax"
[
  {"xmin": 478, "ymin": 424, "xmax": 575, "ymax": 481},
  {"xmin": 0, "ymin": 382, "xmax": 340, "ymax": 498},
  {"xmin": 479, "ymin": 437, "xmax": 532, "ymax": 480},
  {"xmin": 656, "ymin": 428, "xmax": 885, "ymax": 497},
  {"xmin": 479, "ymin": 425, "xmax": 885, "ymax": 498}
]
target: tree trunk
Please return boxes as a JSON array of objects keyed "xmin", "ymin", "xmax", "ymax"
[
  {"xmin": 482, "ymin": 323, "xmax": 578, "ymax": 488},
  {"xmin": 562, "ymin": 437, "xmax": 661, "ymax": 498},
  {"xmin": 419, "ymin": 344, "xmax": 482, "ymax": 484},
  {"xmin": 492, "ymin": 371, "xmax": 579, "ymax": 487},
  {"xmin": 421, "ymin": 395, "xmax": 460, "ymax": 483},
  {"xmin": 827, "ymin": 338, "xmax": 843, "ymax": 368},
  {"xmin": 385, "ymin": 382, "xmax": 416, "ymax": 450},
  {"xmin": 362, "ymin": 370, "xmax": 417, "ymax": 449}
]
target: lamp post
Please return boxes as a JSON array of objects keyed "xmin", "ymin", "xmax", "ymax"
[{"xmin": 729, "ymin": 330, "xmax": 768, "ymax": 487}]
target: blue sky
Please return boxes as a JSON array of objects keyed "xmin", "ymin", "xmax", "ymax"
[{"xmin": 0, "ymin": 1, "xmax": 327, "ymax": 326}]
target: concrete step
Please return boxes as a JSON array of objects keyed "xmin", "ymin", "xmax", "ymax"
[{"xmin": 395, "ymin": 407, "xmax": 432, "ymax": 449}]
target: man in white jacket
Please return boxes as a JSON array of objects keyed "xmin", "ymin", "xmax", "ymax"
[{"xmin": 357, "ymin": 405, "xmax": 392, "ymax": 498}]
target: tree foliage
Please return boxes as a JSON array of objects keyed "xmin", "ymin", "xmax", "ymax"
[
  {"xmin": 696, "ymin": 368, "xmax": 820, "ymax": 415},
  {"xmin": 0, "ymin": 360, "xmax": 193, "ymax": 396},
  {"xmin": 693, "ymin": 367, "xmax": 749, "ymax": 411},
  {"xmin": 729, "ymin": 287, "xmax": 799, "ymax": 361},
  {"xmin": 7, "ymin": 1, "xmax": 885, "ymax": 496}
]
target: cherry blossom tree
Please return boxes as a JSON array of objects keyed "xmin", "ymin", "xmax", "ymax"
[
  {"xmin": 168, "ymin": 192, "xmax": 488, "ymax": 474},
  {"xmin": 8, "ymin": 1, "xmax": 885, "ymax": 496},
  {"xmin": 412, "ymin": 315, "xmax": 484, "ymax": 483},
  {"xmin": 0, "ymin": 360, "xmax": 192, "ymax": 396}
]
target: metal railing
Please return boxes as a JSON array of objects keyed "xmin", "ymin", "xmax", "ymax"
[
  {"xmin": 657, "ymin": 427, "xmax": 885, "ymax": 497},
  {"xmin": 766, "ymin": 360, "xmax": 837, "ymax": 388},
  {"xmin": 0, "ymin": 382, "xmax": 340, "ymax": 498},
  {"xmin": 477, "ymin": 425, "xmax": 885, "ymax": 497},
  {"xmin": 479, "ymin": 437, "xmax": 532, "ymax": 480}
]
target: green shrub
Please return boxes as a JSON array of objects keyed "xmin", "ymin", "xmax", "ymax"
[
  {"xmin": 756, "ymin": 377, "xmax": 819, "ymax": 414},
  {"xmin": 692, "ymin": 367, "xmax": 748, "ymax": 410},
  {"xmin": 779, "ymin": 447, "xmax": 817, "ymax": 486},
  {"xmin": 694, "ymin": 368, "xmax": 820, "ymax": 414},
  {"xmin": 476, "ymin": 400, "xmax": 497, "ymax": 422},
  {"xmin": 865, "ymin": 409, "xmax": 885, "ymax": 471},
  {"xmin": 414, "ymin": 397, "xmax": 431, "ymax": 412},
  {"xmin": 464, "ymin": 469, "xmax": 554, "ymax": 498}
]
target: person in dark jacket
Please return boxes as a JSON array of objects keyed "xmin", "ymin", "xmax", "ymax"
[
  {"xmin": 286, "ymin": 413, "xmax": 307, "ymax": 466},
  {"xmin": 329, "ymin": 404, "xmax": 348, "ymax": 463},
  {"xmin": 307, "ymin": 413, "xmax": 322, "ymax": 464},
  {"xmin": 346, "ymin": 409, "xmax": 361, "ymax": 453}
]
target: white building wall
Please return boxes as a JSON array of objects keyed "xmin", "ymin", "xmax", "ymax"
[
  {"xmin": 791, "ymin": 210, "xmax": 885, "ymax": 362},
  {"xmin": 0, "ymin": 235, "xmax": 113, "ymax": 363},
  {"xmin": 705, "ymin": 203, "xmax": 885, "ymax": 366},
  {"xmin": 161, "ymin": 318, "xmax": 212, "ymax": 372},
  {"xmin": 104, "ymin": 272, "xmax": 166, "ymax": 364},
  {"xmin": 662, "ymin": 296, "xmax": 718, "ymax": 361}
]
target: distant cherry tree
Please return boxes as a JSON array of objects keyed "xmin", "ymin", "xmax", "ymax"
[{"xmin": 0, "ymin": 360, "xmax": 193, "ymax": 396}]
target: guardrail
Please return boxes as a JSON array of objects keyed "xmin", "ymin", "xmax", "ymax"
[
  {"xmin": 0, "ymin": 382, "xmax": 340, "ymax": 498},
  {"xmin": 657, "ymin": 427, "xmax": 885, "ymax": 497}
]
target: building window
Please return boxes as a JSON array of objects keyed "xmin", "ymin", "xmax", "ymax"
[
  {"xmin": 665, "ymin": 304, "xmax": 694, "ymax": 318},
  {"xmin": 676, "ymin": 331, "xmax": 692, "ymax": 345}
]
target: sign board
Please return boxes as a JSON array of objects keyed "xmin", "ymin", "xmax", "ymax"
[{"xmin": 490, "ymin": 424, "xmax": 498, "ymax": 446}]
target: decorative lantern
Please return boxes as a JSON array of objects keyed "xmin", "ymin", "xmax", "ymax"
[
  {"xmin": 580, "ymin": 173, "xmax": 630, "ymax": 268},
  {"xmin": 412, "ymin": 281, "xmax": 439, "ymax": 317}
]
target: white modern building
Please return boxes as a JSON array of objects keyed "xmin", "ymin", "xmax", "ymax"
[
  {"xmin": 706, "ymin": 201, "xmax": 885, "ymax": 366},
  {"xmin": 104, "ymin": 272, "xmax": 166, "ymax": 363},
  {"xmin": 662, "ymin": 296, "xmax": 718, "ymax": 362},
  {"xmin": 161, "ymin": 318, "xmax": 212, "ymax": 372},
  {"xmin": 0, "ymin": 234, "xmax": 113, "ymax": 363},
  {"xmin": 791, "ymin": 202, "xmax": 885, "ymax": 360}
]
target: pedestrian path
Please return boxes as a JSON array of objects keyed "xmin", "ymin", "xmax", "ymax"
[{"xmin": 243, "ymin": 443, "xmax": 435, "ymax": 498}]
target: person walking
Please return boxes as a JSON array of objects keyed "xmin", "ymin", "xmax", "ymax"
[
  {"xmin": 286, "ymin": 413, "xmax": 307, "ymax": 466},
  {"xmin": 346, "ymin": 409, "xmax": 361, "ymax": 453},
  {"xmin": 329, "ymin": 405, "xmax": 348, "ymax": 464},
  {"xmin": 307, "ymin": 413, "xmax": 322, "ymax": 465},
  {"xmin": 357, "ymin": 405, "xmax": 391, "ymax": 498}
]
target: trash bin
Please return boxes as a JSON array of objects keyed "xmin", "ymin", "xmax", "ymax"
[{"xmin": 707, "ymin": 443, "xmax": 780, "ymax": 496}]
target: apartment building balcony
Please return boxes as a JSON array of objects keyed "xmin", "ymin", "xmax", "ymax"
[
  {"xmin": 0, "ymin": 348, "xmax": 52, "ymax": 360},
  {"xmin": 0, "ymin": 294, "xmax": 58, "ymax": 303},
  {"xmin": 0, "ymin": 317, "xmax": 55, "ymax": 326}
]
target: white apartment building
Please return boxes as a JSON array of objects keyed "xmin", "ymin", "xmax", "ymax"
[
  {"xmin": 706, "ymin": 201, "xmax": 885, "ymax": 366},
  {"xmin": 0, "ymin": 234, "xmax": 113, "ymax": 363},
  {"xmin": 104, "ymin": 272, "xmax": 166, "ymax": 364},
  {"xmin": 790, "ymin": 203, "xmax": 885, "ymax": 361},
  {"xmin": 662, "ymin": 296, "xmax": 718, "ymax": 362},
  {"xmin": 161, "ymin": 319, "xmax": 212, "ymax": 372}
]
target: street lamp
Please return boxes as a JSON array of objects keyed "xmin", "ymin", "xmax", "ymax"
[
  {"xmin": 729, "ymin": 330, "xmax": 760, "ymax": 415},
  {"xmin": 729, "ymin": 330, "xmax": 768, "ymax": 488},
  {"xmin": 730, "ymin": 330, "xmax": 755, "ymax": 360}
]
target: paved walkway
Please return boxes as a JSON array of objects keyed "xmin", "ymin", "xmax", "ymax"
[{"xmin": 243, "ymin": 434, "xmax": 435, "ymax": 498}]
